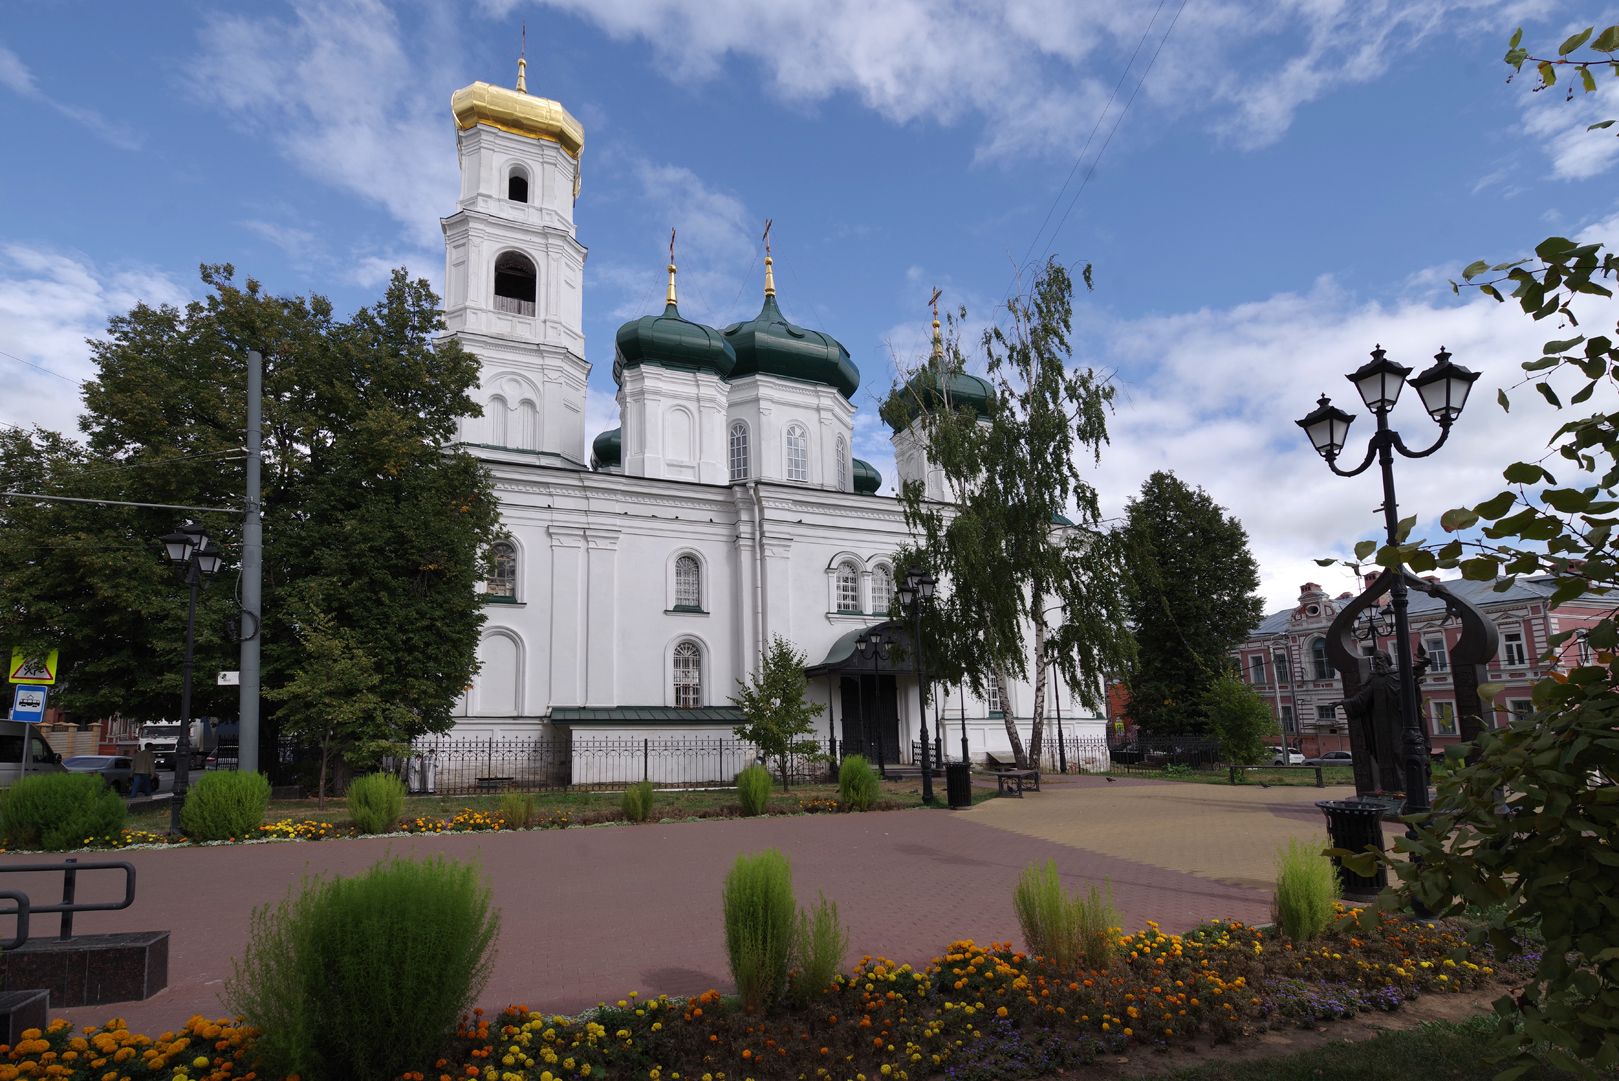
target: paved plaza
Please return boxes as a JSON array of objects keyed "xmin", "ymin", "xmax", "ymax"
[{"xmin": 0, "ymin": 777, "xmax": 1379, "ymax": 1034}]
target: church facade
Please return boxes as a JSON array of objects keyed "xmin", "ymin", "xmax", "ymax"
[{"xmin": 439, "ymin": 69, "xmax": 1102, "ymax": 761}]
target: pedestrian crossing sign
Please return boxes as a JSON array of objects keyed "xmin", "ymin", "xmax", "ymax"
[{"xmin": 8, "ymin": 649, "xmax": 58, "ymax": 685}]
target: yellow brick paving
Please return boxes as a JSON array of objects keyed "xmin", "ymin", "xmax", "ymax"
[{"xmin": 965, "ymin": 778, "xmax": 1371, "ymax": 893}]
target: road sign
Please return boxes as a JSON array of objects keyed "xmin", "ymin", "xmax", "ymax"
[
  {"xmin": 10, "ymin": 685, "xmax": 46, "ymax": 724},
  {"xmin": 217, "ymin": 671, "xmax": 240, "ymax": 686},
  {"xmin": 9, "ymin": 649, "xmax": 58, "ymax": 685}
]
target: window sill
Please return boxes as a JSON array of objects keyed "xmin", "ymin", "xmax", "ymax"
[
  {"xmin": 988, "ymin": 711, "xmax": 1004, "ymax": 719},
  {"xmin": 483, "ymin": 597, "xmax": 524, "ymax": 607},
  {"xmin": 667, "ymin": 606, "xmax": 708, "ymax": 616},
  {"xmin": 826, "ymin": 610, "xmax": 874, "ymax": 624}
]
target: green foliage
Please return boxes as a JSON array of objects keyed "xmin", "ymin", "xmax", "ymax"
[
  {"xmin": 838, "ymin": 755, "xmax": 880, "ymax": 811},
  {"xmin": 1011, "ymin": 861, "xmax": 1118, "ymax": 971},
  {"xmin": 723, "ymin": 848, "xmax": 797, "ymax": 1009},
  {"xmin": 1122, "ymin": 472, "xmax": 1264, "ymax": 736},
  {"xmin": 223, "ymin": 854, "xmax": 499, "ymax": 1081},
  {"xmin": 0, "ymin": 264, "xmax": 502, "ymax": 736},
  {"xmin": 346, "ymin": 771, "xmax": 405, "ymax": 835},
  {"xmin": 1202, "ymin": 672, "xmax": 1282, "ymax": 766},
  {"xmin": 621, "ymin": 780, "xmax": 655, "ymax": 823},
  {"xmin": 499, "ymin": 790, "xmax": 537, "ymax": 829},
  {"xmin": 0, "ymin": 772, "xmax": 126, "ymax": 851},
  {"xmin": 880, "ymin": 258, "xmax": 1135, "ymax": 769},
  {"xmin": 180, "ymin": 769, "xmax": 271, "ymax": 841},
  {"xmin": 730, "ymin": 635, "xmax": 826, "ymax": 791},
  {"xmin": 1272, "ymin": 837, "xmax": 1336, "ymax": 942},
  {"xmin": 736, "ymin": 764, "xmax": 773, "ymax": 816},
  {"xmin": 790, "ymin": 890, "xmax": 850, "ymax": 1008},
  {"xmin": 1074, "ymin": 877, "xmax": 1119, "ymax": 971}
]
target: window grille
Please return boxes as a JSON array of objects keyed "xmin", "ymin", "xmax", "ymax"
[
  {"xmin": 988, "ymin": 674, "xmax": 1004, "ymax": 715},
  {"xmin": 871, "ymin": 566, "xmax": 893, "ymax": 615},
  {"xmin": 488, "ymin": 542, "xmax": 517, "ymax": 598},
  {"xmin": 729, "ymin": 422, "xmax": 749, "ymax": 481},
  {"xmin": 835, "ymin": 436, "xmax": 848, "ymax": 492},
  {"xmin": 835, "ymin": 563, "xmax": 860, "ymax": 612},
  {"xmin": 786, "ymin": 425, "xmax": 809, "ymax": 482},
  {"xmin": 675, "ymin": 556, "xmax": 700, "ymax": 609},
  {"xmin": 673, "ymin": 642, "xmax": 702, "ymax": 708}
]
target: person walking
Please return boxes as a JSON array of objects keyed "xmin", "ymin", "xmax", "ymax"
[{"xmin": 130, "ymin": 742, "xmax": 157, "ymax": 798}]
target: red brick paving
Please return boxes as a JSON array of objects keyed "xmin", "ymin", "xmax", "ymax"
[{"xmin": 0, "ymin": 806, "xmax": 1272, "ymax": 1034}]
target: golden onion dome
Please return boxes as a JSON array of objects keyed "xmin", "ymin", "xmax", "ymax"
[{"xmin": 450, "ymin": 80, "xmax": 584, "ymax": 157}]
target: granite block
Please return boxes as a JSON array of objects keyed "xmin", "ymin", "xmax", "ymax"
[
  {"xmin": 0, "ymin": 991, "xmax": 49, "ymax": 1044},
  {"xmin": 1, "ymin": 931, "xmax": 168, "ymax": 1008}
]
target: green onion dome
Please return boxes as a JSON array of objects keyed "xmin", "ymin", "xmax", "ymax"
[
  {"xmin": 590, "ymin": 427, "xmax": 621, "ymax": 470},
  {"xmin": 722, "ymin": 287, "xmax": 860, "ymax": 400},
  {"xmin": 885, "ymin": 364, "xmax": 995, "ymax": 432},
  {"xmin": 613, "ymin": 266, "xmax": 735, "ymax": 385},
  {"xmin": 852, "ymin": 458, "xmax": 881, "ymax": 495}
]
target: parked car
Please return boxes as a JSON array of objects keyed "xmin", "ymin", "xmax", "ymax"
[
  {"xmin": 1303, "ymin": 750, "xmax": 1354, "ymax": 767},
  {"xmin": 0, "ymin": 720, "xmax": 65, "ymax": 789},
  {"xmin": 1269, "ymin": 746, "xmax": 1306, "ymax": 765},
  {"xmin": 62, "ymin": 755, "xmax": 135, "ymax": 794}
]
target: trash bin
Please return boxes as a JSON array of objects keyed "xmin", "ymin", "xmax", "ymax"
[
  {"xmin": 1316, "ymin": 799, "xmax": 1389, "ymax": 900},
  {"xmin": 946, "ymin": 762, "xmax": 973, "ymax": 809}
]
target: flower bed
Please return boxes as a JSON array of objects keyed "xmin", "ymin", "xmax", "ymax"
[{"xmin": 9, "ymin": 910, "xmax": 1518, "ymax": 1081}]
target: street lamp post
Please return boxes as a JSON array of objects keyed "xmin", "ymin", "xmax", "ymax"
[
  {"xmin": 897, "ymin": 568, "xmax": 937, "ymax": 804},
  {"xmin": 159, "ymin": 520, "xmax": 224, "ymax": 837},
  {"xmin": 854, "ymin": 629, "xmax": 887, "ymax": 776},
  {"xmin": 1295, "ymin": 346, "xmax": 1480, "ymax": 830}
]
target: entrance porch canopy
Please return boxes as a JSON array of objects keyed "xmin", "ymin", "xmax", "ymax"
[{"xmin": 804, "ymin": 621, "xmax": 917, "ymax": 678}]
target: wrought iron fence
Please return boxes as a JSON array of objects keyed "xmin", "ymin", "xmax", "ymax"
[
  {"xmin": 1105, "ymin": 737, "xmax": 1224, "ymax": 773},
  {"xmin": 1038, "ymin": 737, "xmax": 1114, "ymax": 775}
]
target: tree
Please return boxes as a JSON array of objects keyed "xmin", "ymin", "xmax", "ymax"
[
  {"xmin": 1201, "ymin": 671, "xmax": 1279, "ymax": 768},
  {"xmin": 1319, "ymin": 26, "xmax": 1619, "ymax": 1080},
  {"xmin": 881, "ymin": 258, "xmax": 1135, "ymax": 769},
  {"xmin": 730, "ymin": 635, "xmax": 826, "ymax": 792},
  {"xmin": 1121, "ymin": 472, "xmax": 1264, "ymax": 736},
  {"xmin": 0, "ymin": 265, "xmax": 503, "ymax": 750}
]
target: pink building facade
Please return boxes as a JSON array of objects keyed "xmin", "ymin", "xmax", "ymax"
[{"xmin": 1236, "ymin": 575, "xmax": 1616, "ymax": 757}]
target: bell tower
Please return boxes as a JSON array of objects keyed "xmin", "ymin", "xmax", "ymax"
[{"xmin": 442, "ymin": 58, "xmax": 590, "ymax": 463}]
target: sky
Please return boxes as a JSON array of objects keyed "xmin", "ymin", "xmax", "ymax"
[{"xmin": 2, "ymin": 0, "xmax": 1618, "ymax": 613}]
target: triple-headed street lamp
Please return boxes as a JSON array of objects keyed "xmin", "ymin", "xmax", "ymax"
[
  {"xmin": 1295, "ymin": 345, "xmax": 1480, "ymax": 825},
  {"xmin": 159, "ymin": 520, "xmax": 224, "ymax": 836},
  {"xmin": 853, "ymin": 627, "xmax": 888, "ymax": 779},
  {"xmin": 895, "ymin": 568, "xmax": 937, "ymax": 804}
]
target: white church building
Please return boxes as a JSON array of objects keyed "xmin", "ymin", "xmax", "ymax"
[{"xmin": 440, "ymin": 68, "xmax": 1105, "ymax": 763}]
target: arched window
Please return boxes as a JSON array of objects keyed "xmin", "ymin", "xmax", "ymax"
[
  {"xmin": 785, "ymin": 424, "xmax": 809, "ymax": 482},
  {"xmin": 729, "ymin": 421, "xmax": 750, "ymax": 482},
  {"xmin": 674, "ymin": 555, "xmax": 701, "ymax": 609},
  {"xmin": 987, "ymin": 673, "xmax": 1004, "ymax": 715},
  {"xmin": 835, "ymin": 435, "xmax": 848, "ymax": 492},
  {"xmin": 487, "ymin": 542, "xmax": 517, "ymax": 600},
  {"xmin": 673, "ymin": 641, "xmax": 702, "ymax": 707},
  {"xmin": 835, "ymin": 562, "xmax": 860, "ymax": 612},
  {"xmin": 871, "ymin": 565, "xmax": 893, "ymax": 615},
  {"xmin": 508, "ymin": 168, "xmax": 530, "ymax": 203},
  {"xmin": 494, "ymin": 251, "xmax": 537, "ymax": 316},
  {"xmin": 489, "ymin": 395, "xmax": 508, "ymax": 446},
  {"xmin": 1311, "ymin": 638, "xmax": 1335, "ymax": 680}
]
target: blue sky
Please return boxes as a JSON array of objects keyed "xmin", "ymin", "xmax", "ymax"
[{"xmin": 3, "ymin": 0, "xmax": 1618, "ymax": 610}]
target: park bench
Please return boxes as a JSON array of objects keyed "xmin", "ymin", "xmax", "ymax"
[
  {"xmin": 1228, "ymin": 764, "xmax": 1325, "ymax": 788},
  {"xmin": 994, "ymin": 768, "xmax": 1041, "ymax": 797},
  {"xmin": 474, "ymin": 776, "xmax": 516, "ymax": 792}
]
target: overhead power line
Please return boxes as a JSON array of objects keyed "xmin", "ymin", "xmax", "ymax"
[
  {"xmin": 0, "ymin": 491, "xmax": 239, "ymax": 514},
  {"xmin": 0, "ymin": 347, "xmax": 81, "ymax": 384}
]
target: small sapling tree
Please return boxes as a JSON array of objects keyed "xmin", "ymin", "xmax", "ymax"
[{"xmin": 730, "ymin": 635, "xmax": 826, "ymax": 792}]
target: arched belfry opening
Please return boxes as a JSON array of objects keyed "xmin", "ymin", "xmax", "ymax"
[
  {"xmin": 494, "ymin": 251, "xmax": 537, "ymax": 316},
  {"xmin": 508, "ymin": 168, "xmax": 529, "ymax": 203}
]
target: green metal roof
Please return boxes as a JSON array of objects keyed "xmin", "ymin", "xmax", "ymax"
[
  {"xmin": 852, "ymin": 458, "xmax": 881, "ymax": 494},
  {"xmin": 886, "ymin": 363, "xmax": 994, "ymax": 432},
  {"xmin": 614, "ymin": 302, "xmax": 737, "ymax": 385},
  {"xmin": 591, "ymin": 427, "xmax": 622, "ymax": 469},
  {"xmin": 550, "ymin": 706, "xmax": 745, "ymax": 724},
  {"xmin": 722, "ymin": 294, "xmax": 860, "ymax": 400}
]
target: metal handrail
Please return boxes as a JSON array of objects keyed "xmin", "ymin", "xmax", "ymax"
[{"xmin": 0, "ymin": 859, "xmax": 137, "ymax": 946}]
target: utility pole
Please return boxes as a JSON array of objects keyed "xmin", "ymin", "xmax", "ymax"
[{"xmin": 239, "ymin": 349, "xmax": 263, "ymax": 773}]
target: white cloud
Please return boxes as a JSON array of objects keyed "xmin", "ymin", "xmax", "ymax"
[
  {"xmin": 0, "ymin": 245, "xmax": 190, "ymax": 437},
  {"xmin": 0, "ymin": 42, "xmax": 141, "ymax": 150},
  {"xmin": 188, "ymin": 0, "xmax": 461, "ymax": 250},
  {"xmin": 1520, "ymin": 74, "xmax": 1619, "ymax": 180}
]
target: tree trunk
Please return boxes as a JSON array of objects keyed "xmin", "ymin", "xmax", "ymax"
[
  {"xmin": 1029, "ymin": 605, "xmax": 1049, "ymax": 771},
  {"xmin": 998, "ymin": 669, "xmax": 1029, "ymax": 769},
  {"xmin": 317, "ymin": 725, "xmax": 332, "ymax": 812},
  {"xmin": 779, "ymin": 755, "xmax": 791, "ymax": 793}
]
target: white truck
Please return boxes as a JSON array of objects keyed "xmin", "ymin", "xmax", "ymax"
[{"xmin": 136, "ymin": 720, "xmax": 218, "ymax": 771}]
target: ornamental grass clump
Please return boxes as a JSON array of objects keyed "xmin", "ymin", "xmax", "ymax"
[
  {"xmin": 0, "ymin": 772, "xmax": 126, "ymax": 852},
  {"xmin": 724, "ymin": 848, "xmax": 797, "ymax": 1009},
  {"xmin": 737, "ymin": 763, "xmax": 773, "ymax": 816},
  {"xmin": 346, "ymin": 771, "xmax": 404, "ymax": 834},
  {"xmin": 621, "ymin": 780, "xmax": 655, "ymax": 823},
  {"xmin": 1013, "ymin": 859, "xmax": 1081, "ymax": 968},
  {"xmin": 224, "ymin": 853, "xmax": 499, "ymax": 1081},
  {"xmin": 838, "ymin": 754, "xmax": 880, "ymax": 810},
  {"xmin": 1273, "ymin": 835, "xmax": 1337, "ymax": 941},
  {"xmin": 789, "ymin": 889, "xmax": 849, "ymax": 1007},
  {"xmin": 1075, "ymin": 876, "xmax": 1120, "ymax": 971},
  {"xmin": 499, "ymin": 789, "xmax": 538, "ymax": 829},
  {"xmin": 181, "ymin": 769, "xmax": 271, "ymax": 841}
]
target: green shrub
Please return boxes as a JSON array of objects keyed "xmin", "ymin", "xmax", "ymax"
[
  {"xmin": 1074, "ymin": 876, "xmax": 1120, "ymax": 971},
  {"xmin": 346, "ymin": 772, "xmax": 405, "ymax": 834},
  {"xmin": 1273, "ymin": 836, "xmax": 1337, "ymax": 941},
  {"xmin": 181, "ymin": 770, "xmax": 271, "ymax": 841},
  {"xmin": 224, "ymin": 854, "xmax": 499, "ymax": 1081},
  {"xmin": 621, "ymin": 780, "xmax": 655, "ymax": 823},
  {"xmin": 499, "ymin": 790, "xmax": 538, "ymax": 829},
  {"xmin": 1013, "ymin": 859, "xmax": 1080, "ymax": 968},
  {"xmin": 838, "ymin": 755, "xmax": 880, "ymax": 811},
  {"xmin": 0, "ymin": 772, "xmax": 126, "ymax": 851},
  {"xmin": 724, "ymin": 848, "xmax": 797, "ymax": 1009},
  {"xmin": 790, "ymin": 889, "xmax": 849, "ymax": 1007},
  {"xmin": 736, "ymin": 764, "xmax": 773, "ymax": 816}
]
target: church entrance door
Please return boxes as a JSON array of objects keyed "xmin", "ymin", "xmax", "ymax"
[{"xmin": 839, "ymin": 675, "xmax": 900, "ymax": 764}]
